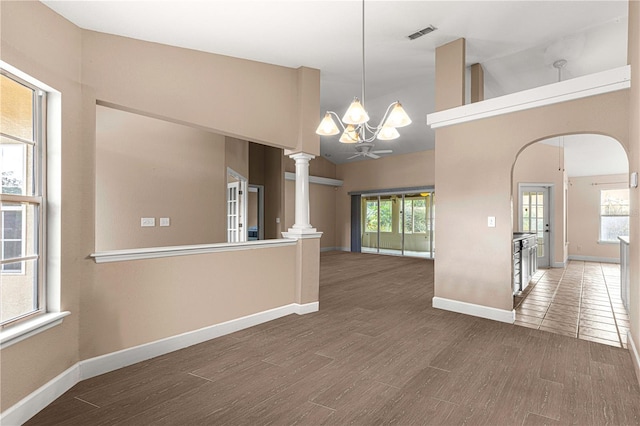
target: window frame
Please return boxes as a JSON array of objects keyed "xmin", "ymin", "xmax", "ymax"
[
  {"xmin": 1, "ymin": 69, "xmax": 47, "ymax": 328},
  {"xmin": 599, "ymin": 188, "xmax": 629, "ymax": 244}
]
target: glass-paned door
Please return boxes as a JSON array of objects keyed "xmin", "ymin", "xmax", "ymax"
[
  {"xmin": 227, "ymin": 181, "xmax": 240, "ymax": 242},
  {"xmin": 360, "ymin": 190, "xmax": 434, "ymax": 258},
  {"xmin": 521, "ymin": 186, "xmax": 550, "ymax": 268}
]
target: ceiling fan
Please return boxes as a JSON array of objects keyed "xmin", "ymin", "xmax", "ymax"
[{"xmin": 346, "ymin": 142, "xmax": 392, "ymax": 160}]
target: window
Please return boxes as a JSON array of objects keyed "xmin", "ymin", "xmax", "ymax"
[
  {"xmin": 403, "ymin": 198, "xmax": 427, "ymax": 234},
  {"xmin": 1, "ymin": 70, "xmax": 46, "ymax": 326},
  {"xmin": 600, "ymin": 189, "xmax": 629, "ymax": 243},
  {"xmin": 364, "ymin": 199, "xmax": 392, "ymax": 233}
]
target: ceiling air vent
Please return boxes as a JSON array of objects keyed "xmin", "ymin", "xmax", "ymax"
[{"xmin": 407, "ymin": 25, "xmax": 437, "ymax": 40}]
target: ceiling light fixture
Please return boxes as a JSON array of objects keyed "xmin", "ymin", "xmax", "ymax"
[{"xmin": 315, "ymin": 0, "xmax": 412, "ymax": 144}]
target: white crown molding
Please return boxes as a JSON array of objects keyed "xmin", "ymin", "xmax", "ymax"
[{"xmin": 427, "ymin": 65, "xmax": 631, "ymax": 129}]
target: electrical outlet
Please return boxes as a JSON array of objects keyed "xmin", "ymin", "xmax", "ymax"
[
  {"xmin": 160, "ymin": 217, "xmax": 170, "ymax": 227},
  {"xmin": 141, "ymin": 217, "xmax": 155, "ymax": 227},
  {"xmin": 488, "ymin": 216, "xmax": 496, "ymax": 227}
]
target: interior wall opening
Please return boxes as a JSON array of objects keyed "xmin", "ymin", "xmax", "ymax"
[{"xmin": 511, "ymin": 133, "xmax": 630, "ymax": 348}]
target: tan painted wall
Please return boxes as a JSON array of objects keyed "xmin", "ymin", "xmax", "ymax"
[
  {"xmin": 434, "ymin": 91, "xmax": 629, "ymax": 313},
  {"xmin": 83, "ymin": 245, "xmax": 296, "ymax": 359},
  {"xmin": 225, "ymin": 137, "xmax": 249, "ymax": 180},
  {"xmin": 567, "ymin": 174, "xmax": 628, "ymax": 260},
  {"xmin": 335, "ymin": 150, "xmax": 436, "ymax": 250},
  {"xmin": 0, "ymin": 0, "xmax": 316, "ymax": 411},
  {"xmin": 248, "ymin": 143, "xmax": 285, "ymax": 239},
  {"xmin": 512, "ymin": 143, "xmax": 567, "ymax": 265},
  {"xmin": 1, "ymin": 1, "xmax": 83, "ymax": 411},
  {"xmin": 628, "ymin": 0, "xmax": 640, "ymax": 370},
  {"xmin": 95, "ymin": 106, "xmax": 227, "ymax": 250}
]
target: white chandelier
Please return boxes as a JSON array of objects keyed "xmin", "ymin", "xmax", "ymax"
[{"xmin": 315, "ymin": 0, "xmax": 411, "ymax": 144}]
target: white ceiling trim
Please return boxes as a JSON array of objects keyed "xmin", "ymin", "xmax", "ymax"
[{"xmin": 426, "ymin": 65, "xmax": 631, "ymax": 129}]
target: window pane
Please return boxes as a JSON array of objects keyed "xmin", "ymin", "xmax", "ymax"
[
  {"xmin": 601, "ymin": 216, "xmax": 629, "ymax": 242},
  {"xmin": 365, "ymin": 200, "xmax": 378, "ymax": 232},
  {"xmin": 379, "ymin": 200, "xmax": 392, "ymax": 232},
  {"xmin": 1, "ymin": 259, "xmax": 38, "ymax": 324},
  {"xmin": 2, "ymin": 202, "xmax": 37, "ymax": 259},
  {"xmin": 0, "ymin": 74, "xmax": 34, "ymax": 141},
  {"xmin": 403, "ymin": 199, "xmax": 412, "ymax": 234},
  {"xmin": 601, "ymin": 189, "xmax": 630, "ymax": 216},
  {"xmin": 1, "ymin": 138, "xmax": 34, "ymax": 196}
]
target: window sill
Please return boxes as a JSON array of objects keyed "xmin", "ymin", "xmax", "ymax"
[
  {"xmin": 0, "ymin": 311, "xmax": 70, "ymax": 349},
  {"xmin": 598, "ymin": 240, "xmax": 621, "ymax": 245}
]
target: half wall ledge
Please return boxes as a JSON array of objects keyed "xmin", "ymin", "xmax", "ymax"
[
  {"xmin": 90, "ymin": 239, "xmax": 297, "ymax": 264},
  {"xmin": 426, "ymin": 65, "xmax": 630, "ymax": 129}
]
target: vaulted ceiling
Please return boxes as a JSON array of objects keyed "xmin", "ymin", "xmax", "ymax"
[{"xmin": 42, "ymin": 0, "xmax": 629, "ymax": 173}]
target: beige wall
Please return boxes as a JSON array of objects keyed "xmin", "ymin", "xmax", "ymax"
[
  {"xmin": 512, "ymin": 143, "xmax": 567, "ymax": 265},
  {"xmin": 627, "ymin": 0, "xmax": 640, "ymax": 376},
  {"xmin": 95, "ymin": 106, "xmax": 227, "ymax": 250},
  {"xmin": 1, "ymin": 1, "xmax": 83, "ymax": 410},
  {"xmin": 567, "ymin": 174, "xmax": 628, "ymax": 261},
  {"xmin": 1, "ymin": 0, "xmax": 318, "ymax": 411},
  {"xmin": 225, "ymin": 137, "xmax": 249, "ymax": 180},
  {"xmin": 83, "ymin": 245, "xmax": 296, "ymax": 359},
  {"xmin": 434, "ymin": 91, "xmax": 629, "ymax": 313},
  {"xmin": 335, "ymin": 150, "xmax": 436, "ymax": 250}
]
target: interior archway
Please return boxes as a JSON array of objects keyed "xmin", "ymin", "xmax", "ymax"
[{"xmin": 511, "ymin": 133, "xmax": 629, "ymax": 347}]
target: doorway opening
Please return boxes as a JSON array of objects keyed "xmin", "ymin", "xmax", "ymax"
[
  {"xmin": 511, "ymin": 134, "xmax": 630, "ymax": 348},
  {"xmin": 360, "ymin": 190, "xmax": 435, "ymax": 259}
]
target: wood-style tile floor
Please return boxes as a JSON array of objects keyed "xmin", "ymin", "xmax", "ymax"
[
  {"xmin": 515, "ymin": 261, "xmax": 630, "ymax": 348},
  {"xmin": 26, "ymin": 252, "xmax": 640, "ymax": 425}
]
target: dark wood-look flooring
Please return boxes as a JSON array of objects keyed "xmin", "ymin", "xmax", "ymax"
[{"xmin": 26, "ymin": 252, "xmax": 640, "ymax": 425}]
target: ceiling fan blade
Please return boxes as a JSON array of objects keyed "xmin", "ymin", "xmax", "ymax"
[
  {"xmin": 372, "ymin": 150, "xmax": 393, "ymax": 154},
  {"xmin": 346, "ymin": 154, "xmax": 361, "ymax": 160},
  {"xmin": 366, "ymin": 153, "xmax": 381, "ymax": 159}
]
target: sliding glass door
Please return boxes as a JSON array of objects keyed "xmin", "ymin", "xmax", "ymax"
[{"xmin": 361, "ymin": 191, "xmax": 435, "ymax": 259}]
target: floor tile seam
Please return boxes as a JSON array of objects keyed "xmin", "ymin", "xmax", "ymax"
[
  {"xmin": 523, "ymin": 410, "xmax": 562, "ymax": 423},
  {"xmin": 574, "ymin": 261, "xmax": 585, "ymax": 342},
  {"xmin": 597, "ymin": 262, "xmax": 623, "ymax": 347},
  {"xmin": 74, "ymin": 396, "xmax": 101, "ymax": 409},
  {"xmin": 187, "ymin": 371, "xmax": 215, "ymax": 382},
  {"xmin": 307, "ymin": 400, "xmax": 337, "ymax": 412},
  {"xmin": 539, "ymin": 264, "xmax": 571, "ymax": 328}
]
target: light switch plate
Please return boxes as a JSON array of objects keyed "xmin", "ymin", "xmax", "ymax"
[
  {"xmin": 141, "ymin": 217, "xmax": 155, "ymax": 227},
  {"xmin": 488, "ymin": 216, "xmax": 496, "ymax": 227},
  {"xmin": 160, "ymin": 217, "xmax": 170, "ymax": 227}
]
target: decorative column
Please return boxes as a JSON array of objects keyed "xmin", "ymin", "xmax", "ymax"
[
  {"xmin": 283, "ymin": 152, "xmax": 319, "ymax": 235},
  {"xmin": 282, "ymin": 152, "xmax": 322, "ymax": 312}
]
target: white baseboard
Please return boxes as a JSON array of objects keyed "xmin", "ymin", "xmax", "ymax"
[
  {"xmin": 552, "ymin": 261, "xmax": 567, "ymax": 268},
  {"xmin": 432, "ymin": 296, "xmax": 515, "ymax": 324},
  {"xmin": 0, "ymin": 302, "xmax": 317, "ymax": 426},
  {"xmin": 628, "ymin": 331, "xmax": 640, "ymax": 389},
  {"xmin": 568, "ymin": 255, "xmax": 620, "ymax": 264},
  {"xmin": 0, "ymin": 363, "xmax": 80, "ymax": 426}
]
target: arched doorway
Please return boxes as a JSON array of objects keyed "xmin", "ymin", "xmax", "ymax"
[{"xmin": 512, "ymin": 133, "xmax": 629, "ymax": 348}]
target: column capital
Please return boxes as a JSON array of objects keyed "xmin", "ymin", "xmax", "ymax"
[{"xmin": 289, "ymin": 152, "xmax": 316, "ymax": 162}]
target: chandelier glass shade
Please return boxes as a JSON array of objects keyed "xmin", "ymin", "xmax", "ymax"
[{"xmin": 314, "ymin": 0, "xmax": 411, "ymax": 144}]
